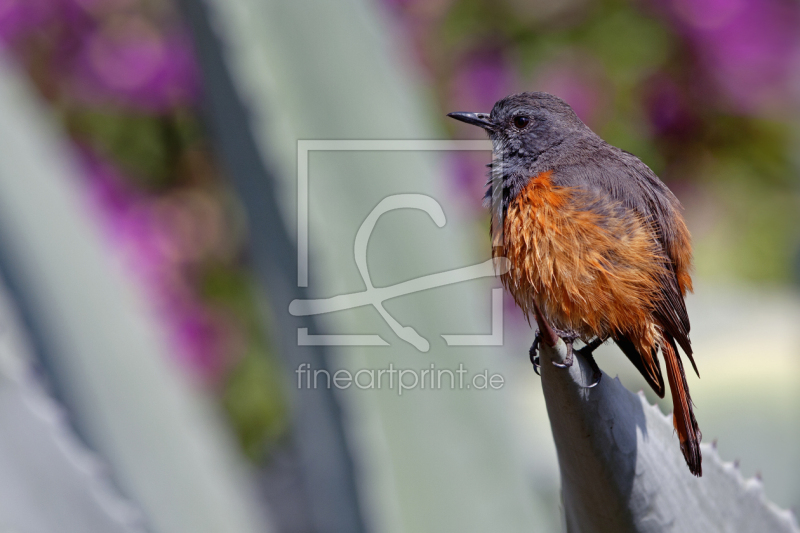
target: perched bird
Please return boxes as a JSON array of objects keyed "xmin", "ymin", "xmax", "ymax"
[{"xmin": 448, "ymin": 92, "xmax": 702, "ymax": 476}]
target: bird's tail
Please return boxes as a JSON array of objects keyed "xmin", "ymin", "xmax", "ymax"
[{"xmin": 662, "ymin": 332, "xmax": 702, "ymax": 476}]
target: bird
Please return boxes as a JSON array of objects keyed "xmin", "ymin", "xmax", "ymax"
[{"xmin": 448, "ymin": 92, "xmax": 702, "ymax": 477}]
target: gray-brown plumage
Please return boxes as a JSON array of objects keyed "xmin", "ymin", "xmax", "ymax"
[{"xmin": 449, "ymin": 92, "xmax": 702, "ymax": 476}]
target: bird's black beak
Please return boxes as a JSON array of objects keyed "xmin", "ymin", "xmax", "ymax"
[{"xmin": 447, "ymin": 111, "xmax": 495, "ymax": 131}]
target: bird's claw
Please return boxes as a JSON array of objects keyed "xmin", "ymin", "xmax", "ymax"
[
  {"xmin": 529, "ymin": 331, "xmax": 542, "ymax": 375},
  {"xmin": 551, "ymin": 334, "xmax": 603, "ymax": 389},
  {"xmin": 551, "ymin": 331, "xmax": 576, "ymax": 368},
  {"xmin": 530, "ymin": 330, "xmax": 601, "ymax": 387},
  {"xmin": 551, "ymin": 353, "xmax": 573, "ymax": 368}
]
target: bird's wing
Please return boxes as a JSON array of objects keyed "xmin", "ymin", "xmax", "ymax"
[
  {"xmin": 614, "ymin": 334, "xmax": 665, "ymax": 398},
  {"xmin": 554, "ymin": 150, "xmax": 698, "ymax": 376}
]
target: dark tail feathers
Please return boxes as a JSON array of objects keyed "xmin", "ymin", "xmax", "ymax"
[{"xmin": 662, "ymin": 332, "xmax": 702, "ymax": 476}]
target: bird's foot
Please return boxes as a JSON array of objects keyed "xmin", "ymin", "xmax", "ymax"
[
  {"xmin": 535, "ymin": 327, "xmax": 603, "ymax": 386},
  {"xmin": 551, "ymin": 328, "xmax": 579, "ymax": 369},
  {"xmin": 529, "ymin": 330, "xmax": 541, "ymax": 376}
]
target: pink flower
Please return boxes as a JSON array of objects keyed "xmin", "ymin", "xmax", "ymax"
[
  {"xmin": 657, "ymin": 0, "xmax": 800, "ymax": 112},
  {"xmin": 70, "ymin": 15, "xmax": 200, "ymax": 111},
  {"xmin": 645, "ymin": 75, "xmax": 696, "ymax": 135},
  {"xmin": 534, "ymin": 63, "xmax": 606, "ymax": 128},
  {"xmin": 173, "ymin": 304, "xmax": 238, "ymax": 385},
  {"xmin": 446, "ymin": 152, "xmax": 489, "ymax": 209},
  {"xmin": 450, "ymin": 50, "xmax": 517, "ymax": 113},
  {"xmin": 82, "ymin": 151, "xmax": 237, "ymax": 385},
  {"xmin": 0, "ymin": 0, "xmax": 55, "ymax": 45}
]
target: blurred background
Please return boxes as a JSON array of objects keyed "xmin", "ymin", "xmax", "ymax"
[{"xmin": 0, "ymin": 0, "xmax": 798, "ymax": 531}]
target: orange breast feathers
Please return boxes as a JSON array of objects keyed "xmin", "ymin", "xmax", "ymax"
[{"xmin": 494, "ymin": 171, "xmax": 672, "ymax": 350}]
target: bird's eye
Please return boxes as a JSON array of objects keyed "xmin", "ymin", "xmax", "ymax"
[{"xmin": 512, "ymin": 115, "xmax": 530, "ymax": 129}]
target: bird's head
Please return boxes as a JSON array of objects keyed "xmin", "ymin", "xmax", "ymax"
[
  {"xmin": 448, "ymin": 92, "xmax": 588, "ymax": 214},
  {"xmin": 448, "ymin": 91, "xmax": 586, "ymax": 172}
]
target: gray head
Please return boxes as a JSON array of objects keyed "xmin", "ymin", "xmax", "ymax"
[
  {"xmin": 448, "ymin": 92, "xmax": 592, "ymax": 213},
  {"xmin": 448, "ymin": 91, "xmax": 588, "ymax": 167}
]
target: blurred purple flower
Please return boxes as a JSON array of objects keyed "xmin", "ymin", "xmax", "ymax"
[
  {"xmin": 450, "ymin": 50, "xmax": 515, "ymax": 112},
  {"xmin": 661, "ymin": 0, "xmax": 800, "ymax": 111},
  {"xmin": 502, "ymin": 288, "xmax": 528, "ymax": 329},
  {"xmin": 71, "ymin": 15, "xmax": 200, "ymax": 111},
  {"xmin": 82, "ymin": 151, "xmax": 234, "ymax": 384},
  {"xmin": 380, "ymin": 0, "xmax": 453, "ymax": 20},
  {"xmin": 2, "ymin": 0, "xmax": 232, "ymax": 384},
  {"xmin": 82, "ymin": 151, "xmax": 176, "ymax": 293},
  {"xmin": 0, "ymin": 0, "xmax": 55, "ymax": 45},
  {"xmin": 69, "ymin": 0, "xmax": 137, "ymax": 13},
  {"xmin": 535, "ymin": 62, "xmax": 605, "ymax": 128},
  {"xmin": 173, "ymin": 304, "xmax": 235, "ymax": 384},
  {"xmin": 447, "ymin": 152, "xmax": 487, "ymax": 209},
  {"xmin": 381, "ymin": 0, "xmax": 414, "ymax": 11},
  {"xmin": 645, "ymin": 75, "xmax": 695, "ymax": 135}
]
